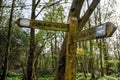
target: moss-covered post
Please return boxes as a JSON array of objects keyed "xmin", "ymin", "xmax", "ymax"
[{"xmin": 65, "ymin": 17, "xmax": 78, "ymax": 80}]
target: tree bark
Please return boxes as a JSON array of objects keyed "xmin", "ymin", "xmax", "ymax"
[
  {"xmin": 86, "ymin": 0, "xmax": 95, "ymax": 78},
  {"xmin": 0, "ymin": 0, "xmax": 15, "ymax": 80},
  {"xmin": 55, "ymin": 0, "xmax": 100, "ymax": 80},
  {"xmin": 103, "ymin": 43, "xmax": 109, "ymax": 75},
  {"xmin": 116, "ymin": 34, "xmax": 120, "ymax": 74},
  {"xmin": 0, "ymin": 0, "xmax": 3, "ymax": 18},
  {"xmin": 54, "ymin": 1, "xmax": 84, "ymax": 80},
  {"xmin": 99, "ymin": 40, "xmax": 104, "ymax": 77},
  {"xmin": 26, "ymin": 0, "xmax": 36, "ymax": 80}
]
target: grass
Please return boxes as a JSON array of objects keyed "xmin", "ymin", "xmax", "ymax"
[
  {"xmin": 3, "ymin": 72, "xmax": 120, "ymax": 80},
  {"xmin": 36, "ymin": 75, "xmax": 54, "ymax": 80},
  {"xmin": 5, "ymin": 76, "xmax": 119, "ymax": 80},
  {"xmin": 6, "ymin": 77, "xmax": 21, "ymax": 80}
]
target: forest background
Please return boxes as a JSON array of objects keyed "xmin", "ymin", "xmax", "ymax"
[{"xmin": 0, "ymin": 0, "xmax": 120, "ymax": 80}]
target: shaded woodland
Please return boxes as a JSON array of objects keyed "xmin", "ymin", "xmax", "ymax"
[{"xmin": 0, "ymin": 0, "xmax": 120, "ymax": 80}]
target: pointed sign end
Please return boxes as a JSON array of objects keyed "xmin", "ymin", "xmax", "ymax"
[
  {"xmin": 15, "ymin": 18, "xmax": 30, "ymax": 27},
  {"xmin": 106, "ymin": 22, "xmax": 117, "ymax": 37},
  {"xmin": 15, "ymin": 18, "xmax": 20, "ymax": 26}
]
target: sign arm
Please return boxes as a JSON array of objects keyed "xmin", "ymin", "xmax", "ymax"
[{"xmin": 77, "ymin": 22, "xmax": 117, "ymax": 42}]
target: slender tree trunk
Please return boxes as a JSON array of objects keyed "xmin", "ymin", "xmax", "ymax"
[
  {"xmin": 88, "ymin": 36, "xmax": 95, "ymax": 78},
  {"xmin": 116, "ymin": 34, "xmax": 120, "ymax": 74},
  {"xmin": 98, "ymin": 3, "xmax": 104, "ymax": 77},
  {"xmin": 54, "ymin": 32, "xmax": 57, "ymax": 70},
  {"xmin": 0, "ymin": 0, "xmax": 15, "ymax": 80},
  {"xmin": 86, "ymin": 0, "xmax": 95, "ymax": 78},
  {"xmin": 0, "ymin": 0, "xmax": 2, "ymax": 7},
  {"xmin": 103, "ymin": 43, "xmax": 109, "ymax": 75},
  {"xmin": 34, "ymin": 43, "xmax": 45, "ymax": 78},
  {"xmin": 80, "ymin": 62, "xmax": 87, "ymax": 78},
  {"xmin": 82, "ymin": 42, "xmax": 88, "ymax": 78},
  {"xmin": 99, "ymin": 39, "xmax": 104, "ymax": 77},
  {"xmin": 26, "ymin": 0, "xmax": 36, "ymax": 80},
  {"xmin": 89, "ymin": 41, "xmax": 95, "ymax": 78},
  {"xmin": 21, "ymin": 62, "xmax": 27, "ymax": 80},
  {"xmin": 51, "ymin": 40, "xmax": 55, "ymax": 71},
  {"xmin": 118, "ymin": 51, "xmax": 120, "ymax": 74},
  {"xmin": 0, "ymin": 0, "xmax": 3, "ymax": 19}
]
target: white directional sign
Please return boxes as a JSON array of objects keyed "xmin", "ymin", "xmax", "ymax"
[
  {"xmin": 96, "ymin": 24, "xmax": 106, "ymax": 38},
  {"xmin": 77, "ymin": 22, "xmax": 117, "ymax": 41},
  {"xmin": 19, "ymin": 19, "xmax": 30, "ymax": 27}
]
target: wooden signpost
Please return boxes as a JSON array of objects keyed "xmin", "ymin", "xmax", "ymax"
[
  {"xmin": 76, "ymin": 22, "xmax": 117, "ymax": 41},
  {"xmin": 16, "ymin": 18, "xmax": 117, "ymax": 41},
  {"xmin": 65, "ymin": 17, "xmax": 78, "ymax": 80},
  {"xmin": 15, "ymin": 17, "xmax": 117, "ymax": 80},
  {"xmin": 15, "ymin": 18, "xmax": 69, "ymax": 32}
]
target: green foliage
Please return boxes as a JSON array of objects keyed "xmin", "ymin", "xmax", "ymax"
[
  {"xmin": 76, "ymin": 73, "xmax": 119, "ymax": 80},
  {"xmin": 106, "ymin": 59, "xmax": 119, "ymax": 73},
  {"xmin": 65, "ymin": 0, "xmax": 68, "ymax": 3},
  {"xmin": 4, "ymin": 71, "xmax": 21, "ymax": 80},
  {"xmin": 7, "ymin": 71, "xmax": 19, "ymax": 77},
  {"xmin": 107, "ymin": 59, "xmax": 119, "ymax": 64},
  {"xmin": 6, "ymin": 77, "xmax": 20, "ymax": 80},
  {"xmin": 37, "ymin": 76, "xmax": 53, "ymax": 80},
  {"xmin": 97, "ymin": 76, "xmax": 118, "ymax": 80},
  {"xmin": 36, "ymin": 30, "xmax": 46, "ymax": 43},
  {"xmin": 0, "ymin": 70, "xmax": 3, "ymax": 76},
  {"xmin": 49, "ymin": 0, "xmax": 53, "ymax": 2},
  {"xmin": 43, "ymin": 5, "xmax": 65, "ymax": 22},
  {"xmin": 37, "ymin": 69, "xmax": 53, "ymax": 76}
]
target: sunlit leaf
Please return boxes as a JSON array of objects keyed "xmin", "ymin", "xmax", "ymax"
[{"xmin": 76, "ymin": 48, "xmax": 84, "ymax": 56}]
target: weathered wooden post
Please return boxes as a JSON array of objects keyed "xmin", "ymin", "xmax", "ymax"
[{"xmin": 65, "ymin": 17, "xmax": 78, "ymax": 80}]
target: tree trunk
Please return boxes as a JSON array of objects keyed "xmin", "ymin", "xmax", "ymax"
[
  {"xmin": 103, "ymin": 43, "xmax": 109, "ymax": 75},
  {"xmin": 116, "ymin": 34, "xmax": 120, "ymax": 74},
  {"xmin": 118, "ymin": 51, "xmax": 120, "ymax": 74},
  {"xmin": 98, "ymin": 3, "xmax": 104, "ymax": 77},
  {"xmin": 88, "ymin": 23, "xmax": 95, "ymax": 79},
  {"xmin": 54, "ymin": 0, "xmax": 100, "ymax": 80},
  {"xmin": 54, "ymin": 32, "xmax": 58, "ymax": 71},
  {"xmin": 54, "ymin": 1, "xmax": 84, "ymax": 80},
  {"xmin": 82, "ymin": 42, "xmax": 88, "ymax": 78},
  {"xmin": 86, "ymin": 0, "xmax": 95, "ymax": 78},
  {"xmin": 0, "ymin": 0, "xmax": 15, "ymax": 80},
  {"xmin": 99, "ymin": 39, "xmax": 104, "ymax": 77},
  {"xmin": 0, "ymin": 0, "xmax": 3, "ymax": 19},
  {"xmin": 51, "ymin": 40, "xmax": 55, "ymax": 71},
  {"xmin": 26, "ymin": 0, "xmax": 36, "ymax": 80},
  {"xmin": 89, "ymin": 40, "xmax": 95, "ymax": 79},
  {"xmin": 0, "ymin": 0, "xmax": 2, "ymax": 7},
  {"xmin": 80, "ymin": 62, "xmax": 87, "ymax": 78}
]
